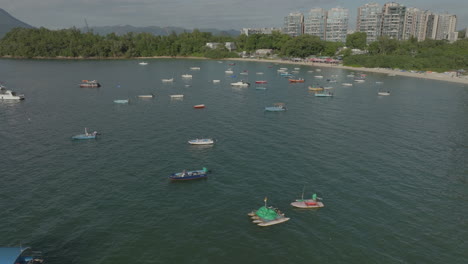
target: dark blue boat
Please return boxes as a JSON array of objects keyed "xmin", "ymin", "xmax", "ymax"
[
  {"xmin": 169, "ymin": 167, "xmax": 208, "ymax": 180},
  {"xmin": 0, "ymin": 247, "xmax": 44, "ymax": 264}
]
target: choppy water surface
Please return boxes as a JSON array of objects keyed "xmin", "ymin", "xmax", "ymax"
[{"xmin": 0, "ymin": 59, "xmax": 467, "ymax": 264}]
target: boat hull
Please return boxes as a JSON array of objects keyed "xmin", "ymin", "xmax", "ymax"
[
  {"xmin": 169, "ymin": 169, "xmax": 208, "ymax": 180},
  {"xmin": 193, "ymin": 104, "xmax": 205, "ymax": 109},
  {"xmin": 72, "ymin": 134, "xmax": 96, "ymax": 140},
  {"xmin": 291, "ymin": 200, "xmax": 324, "ymax": 208},
  {"xmin": 257, "ymin": 217, "xmax": 290, "ymax": 226},
  {"xmin": 188, "ymin": 139, "xmax": 214, "ymax": 145}
]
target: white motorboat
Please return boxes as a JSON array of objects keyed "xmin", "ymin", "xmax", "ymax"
[
  {"xmin": 190, "ymin": 67, "xmax": 201, "ymax": 70},
  {"xmin": 230, "ymin": 81, "xmax": 250, "ymax": 87},
  {"xmin": 170, "ymin": 94, "xmax": 184, "ymax": 98},
  {"xmin": 139, "ymin": 62, "xmax": 148, "ymax": 65},
  {"xmin": 188, "ymin": 138, "xmax": 214, "ymax": 145},
  {"xmin": 342, "ymin": 83, "xmax": 353, "ymax": 86},
  {"xmin": 138, "ymin": 94, "xmax": 155, "ymax": 98},
  {"xmin": 162, "ymin": 78, "xmax": 174, "ymax": 83},
  {"xmin": 314, "ymin": 75, "xmax": 324, "ymax": 79},
  {"xmin": 225, "ymin": 69, "xmax": 234, "ymax": 74},
  {"xmin": 378, "ymin": 91, "xmax": 390, "ymax": 96},
  {"xmin": 181, "ymin": 74, "xmax": 192, "ymax": 79},
  {"xmin": 0, "ymin": 85, "xmax": 25, "ymax": 100},
  {"xmin": 213, "ymin": 80, "xmax": 221, "ymax": 83}
]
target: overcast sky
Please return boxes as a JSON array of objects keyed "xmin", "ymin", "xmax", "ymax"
[{"xmin": 3, "ymin": 0, "xmax": 467, "ymax": 30}]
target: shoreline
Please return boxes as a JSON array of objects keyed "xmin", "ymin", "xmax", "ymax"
[
  {"xmin": 228, "ymin": 58, "xmax": 468, "ymax": 85},
  {"xmin": 2, "ymin": 56, "xmax": 467, "ymax": 85}
]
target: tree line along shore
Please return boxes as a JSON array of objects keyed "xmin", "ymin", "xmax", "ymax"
[{"xmin": 0, "ymin": 27, "xmax": 467, "ymax": 73}]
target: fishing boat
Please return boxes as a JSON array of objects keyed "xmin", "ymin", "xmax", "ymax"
[
  {"xmin": 0, "ymin": 247, "xmax": 45, "ymax": 264},
  {"xmin": 79, "ymin": 80, "xmax": 101, "ymax": 88},
  {"xmin": 170, "ymin": 94, "xmax": 184, "ymax": 98},
  {"xmin": 255, "ymin": 80, "xmax": 268, "ymax": 84},
  {"xmin": 72, "ymin": 128, "xmax": 99, "ymax": 140},
  {"xmin": 190, "ymin": 67, "xmax": 201, "ymax": 70},
  {"xmin": 240, "ymin": 71, "xmax": 248, "ymax": 75},
  {"xmin": 289, "ymin": 78, "xmax": 305, "ymax": 83},
  {"xmin": 193, "ymin": 104, "xmax": 205, "ymax": 109},
  {"xmin": 308, "ymin": 86, "xmax": 324, "ymax": 91},
  {"xmin": 231, "ymin": 81, "xmax": 250, "ymax": 87},
  {"xmin": 315, "ymin": 91, "xmax": 334, "ymax": 97},
  {"xmin": 138, "ymin": 94, "xmax": 155, "ymax": 98},
  {"xmin": 181, "ymin": 74, "xmax": 192, "ymax": 79},
  {"xmin": 213, "ymin": 80, "xmax": 220, "ymax": 83},
  {"xmin": 169, "ymin": 167, "xmax": 208, "ymax": 180},
  {"xmin": 280, "ymin": 72, "xmax": 293, "ymax": 77},
  {"xmin": 0, "ymin": 85, "xmax": 25, "ymax": 100},
  {"xmin": 225, "ymin": 69, "xmax": 234, "ymax": 74},
  {"xmin": 255, "ymin": 87, "xmax": 267, "ymax": 90},
  {"xmin": 256, "ymin": 72, "xmax": 264, "ymax": 75},
  {"xmin": 314, "ymin": 75, "xmax": 324, "ymax": 79},
  {"xmin": 188, "ymin": 138, "xmax": 214, "ymax": 145},
  {"xmin": 114, "ymin": 99, "xmax": 129, "ymax": 104},
  {"xmin": 279, "ymin": 68, "xmax": 288, "ymax": 71},
  {"xmin": 291, "ymin": 192, "xmax": 324, "ymax": 209},
  {"xmin": 342, "ymin": 83, "xmax": 353, "ymax": 86},
  {"xmin": 161, "ymin": 78, "xmax": 174, "ymax": 83},
  {"xmin": 139, "ymin": 62, "xmax": 148, "ymax": 65},
  {"xmin": 248, "ymin": 198, "xmax": 290, "ymax": 227},
  {"xmin": 265, "ymin": 103, "xmax": 286, "ymax": 112}
]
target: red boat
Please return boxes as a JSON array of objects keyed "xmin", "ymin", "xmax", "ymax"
[
  {"xmin": 255, "ymin": 80, "xmax": 268, "ymax": 84},
  {"xmin": 288, "ymin": 78, "xmax": 305, "ymax": 83},
  {"xmin": 193, "ymin": 104, "xmax": 205, "ymax": 109}
]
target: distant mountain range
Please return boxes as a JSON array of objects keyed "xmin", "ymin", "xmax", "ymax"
[
  {"xmin": 0, "ymin": 8, "xmax": 34, "ymax": 38},
  {"xmin": 0, "ymin": 8, "xmax": 239, "ymax": 39},
  {"xmin": 83, "ymin": 25, "xmax": 240, "ymax": 37}
]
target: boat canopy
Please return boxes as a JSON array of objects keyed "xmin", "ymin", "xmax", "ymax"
[
  {"xmin": 255, "ymin": 206, "xmax": 278, "ymax": 220},
  {"xmin": 0, "ymin": 247, "xmax": 29, "ymax": 264}
]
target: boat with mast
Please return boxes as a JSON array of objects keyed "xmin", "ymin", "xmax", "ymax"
[
  {"xmin": 291, "ymin": 187, "xmax": 324, "ymax": 208},
  {"xmin": 248, "ymin": 197, "xmax": 290, "ymax": 226}
]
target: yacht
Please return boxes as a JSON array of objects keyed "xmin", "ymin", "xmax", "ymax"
[{"xmin": 0, "ymin": 85, "xmax": 25, "ymax": 100}]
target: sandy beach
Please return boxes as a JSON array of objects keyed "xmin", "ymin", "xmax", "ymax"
[{"xmin": 228, "ymin": 58, "xmax": 468, "ymax": 85}]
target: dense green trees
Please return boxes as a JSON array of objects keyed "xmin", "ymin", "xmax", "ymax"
[
  {"xmin": 0, "ymin": 27, "xmax": 466, "ymax": 72},
  {"xmin": 344, "ymin": 36, "xmax": 468, "ymax": 72}
]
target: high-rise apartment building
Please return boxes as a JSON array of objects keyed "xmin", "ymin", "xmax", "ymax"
[
  {"xmin": 357, "ymin": 3, "xmax": 382, "ymax": 43},
  {"xmin": 304, "ymin": 8, "xmax": 327, "ymax": 39},
  {"xmin": 284, "ymin": 12, "xmax": 304, "ymax": 37},
  {"xmin": 381, "ymin": 2, "xmax": 406, "ymax": 40},
  {"xmin": 435, "ymin": 14, "xmax": 457, "ymax": 41},
  {"xmin": 326, "ymin": 8, "xmax": 349, "ymax": 42}
]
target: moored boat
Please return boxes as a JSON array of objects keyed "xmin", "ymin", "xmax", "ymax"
[
  {"xmin": 265, "ymin": 103, "xmax": 286, "ymax": 112},
  {"xmin": 72, "ymin": 128, "xmax": 99, "ymax": 140},
  {"xmin": 138, "ymin": 94, "xmax": 155, "ymax": 98},
  {"xmin": 213, "ymin": 80, "xmax": 221, "ymax": 83},
  {"xmin": 0, "ymin": 247, "xmax": 45, "ymax": 264},
  {"xmin": 289, "ymin": 78, "xmax": 305, "ymax": 83},
  {"xmin": 193, "ymin": 104, "xmax": 205, "ymax": 109},
  {"xmin": 231, "ymin": 81, "xmax": 250, "ymax": 87},
  {"xmin": 181, "ymin": 74, "xmax": 192, "ymax": 79},
  {"xmin": 188, "ymin": 138, "xmax": 214, "ymax": 145},
  {"xmin": 314, "ymin": 75, "xmax": 323, "ymax": 79},
  {"xmin": 248, "ymin": 198, "xmax": 289, "ymax": 227},
  {"xmin": 190, "ymin": 67, "xmax": 201, "ymax": 70},
  {"xmin": 169, "ymin": 167, "xmax": 209, "ymax": 180},
  {"xmin": 291, "ymin": 193, "xmax": 324, "ymax": 209},
  {"xmin": 315, "ymin": 92, "xmax": 334, "ymax": 97},
  {"xmin": 255, "ymin": 80, "xmax": 267, "ymax": 84},
  {"xmin": 0, "ymin": 85, "xmax": 25, "ymax": 100},
  {"xmin": 79, "ymin": 80, "xmax": 101, "ymax": 88},
  {"xmin": 342, "ymin": 83, "xmax": 353, "ymax": 86},
  {"xmin": 378, "ymin": 91, "xmax": 390, "ymax": 96},
  {"xmin": 162, "ymin": 78, "xmax": 174, "ymax": 83},
  {"xmin": 139, "ymin": 62, "xmax": 148, "ymax": 65},
  {"xmin": 308, "ymin": 86, "xmax": 324, "ymax": 91},
  {"xmin": 114, "ymin": 99, "xmax": 129, "ymax": 104},
  {"xmin": 170, "ymin": 94, "xmax": 184, "ymax": 98}
]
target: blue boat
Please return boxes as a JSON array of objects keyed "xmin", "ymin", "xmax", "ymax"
[
  {"xmin": 265, "ymin": 103, "xmax": 286, "ymax": 112},
  {"xmin": 72, "ymin": 128, "xmax": 99, "ymax": 140},
  {"xmin": 0, "ymin": 247, "xmax": 44, "ymax": 264},
  {"xmin": 169, "ymin": 167, "xmax": 208, "ymax": 180}
]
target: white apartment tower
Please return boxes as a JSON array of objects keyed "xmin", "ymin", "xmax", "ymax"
[
  {"xmin": 284, "ymin": 12, "xmax": 304, "ymax": 37},
  {"xmin": 326, "ymin": 8, "xmax": 349, "ymax": 42},
  {"xmin": 304, "ymin": 8, "xmax": 327, "ymax": 40},
  {"xmin": 381, "ymin": 2, "xmax": 406, "ymax": 40},
  {"xmin": 435, "ymin": 14, "xmax": 458, "ymax": 42},
  {"xmin": 357, "ymin": 3, "xmax": 382, "ymax": 43}
]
